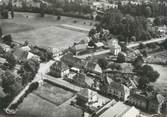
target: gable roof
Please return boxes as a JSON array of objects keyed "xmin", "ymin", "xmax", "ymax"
[
  {"xmin": 61, "ymin": 53, "xmax": 83, "ymax": 67},
  {"xmin": 20, "ymin": 46, "xmax": 31, "ymax": 52},
  {"xmin": 86, "ymin": 62, "xmax": 97, "ymax": 70},
  {"xmin": 120, "ymin": 63, "xmax": 134, "ymax": 73},
  {"xmin": 109, "ymin": 82, "xmax": 129, "ymax": 93},
  {"xmin": 78, "ymin": 88, "xmax": 96, "ymax": 100},
  {"xmin": 85, "ymin": 61, "xmax": 102, "ymax": 73},
  {"xmin": 99, "ymin": 101, "xmax": 131, "ymax": 117},
  {"xmin": 74, "ymin": 44, "xmax": 87, "ymax": 51}
]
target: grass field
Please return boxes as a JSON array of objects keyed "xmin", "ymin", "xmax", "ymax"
[
  {"xmin": 0, "ymin": 12, "xmax": 93, "ymax": 50},
  {"xmin": 12, "ymin": 26, "xmax": 87, "ymax": 49},
  {"xmin": 15, "ymin": 93, "xmax": 82, "ymax": 117},
  {"xmin": 34, "ymin": 82, "xmax": 74, "ymax": 106},
  {"xmin": 11, "ymin": 82, "xmax": 82, "ymax": 117}
]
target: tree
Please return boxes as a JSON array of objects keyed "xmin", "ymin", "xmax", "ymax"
[
  {"xmin": 97, "ymin": 58, "xmax": 108, "ymax": 70},
  {"xmin": 137, "ymin": 64, "xmax": 160, "ymax": 90},
  {"xmin": 162, "ymin": 39, "xmax": 167, "ymax": 49},
  {"xmin": 139, "ymin": 43, "xmax": 146, "ymax": 49},
  {"xmin": 141, "ymin": 50, "xmax": 148, "ymax": 57},
  {"xmin": 117, "ymin": 52, "xmax": 125, "ymax": 63},
  {"xmin": 1, "ymin": 9, "xmax": 8, "ymax": 19},
  {"xmin": 145, "ymin": 6, "xmax": 152, "ymax": 17},
  {"xmin": 88, "ymin": 28, "xmax": 96, "ymax": 37},
  {"xmin": 40, "ymin": 2, "xmax": 47, "ymax": 17},
  {"xmin": 147, "ymin": 70, "xmax": 160, "ymax": 82},
  {"xmin": 138, "ymin": 76, "xmax": 149, "ymax": 90},
  {"xmin": 57, "ymin": 15, "xmax": 61, "ymax": 20},
  {"xmin": 1, "ymin": 70, "xmax": 22, "ymax": 97},
  {"xmin": 142, "ymin": 64, "xmax": 154, "ymax": 73},
  {"xmin": 0, "ymin": 46, "xmax": 5, "ymax": 56},
  {"xmin": 153, "ymin": 17, "xmax": 161, "ymax": 26},
  {"xmin": 0, "ymin": 27, "xmax": 2, "ymax": 38},
  {"xmin": 9, "ymin": 82, "xmax": 39, "ymax": 110},
  {"xmin": 88, "ymin": 40, "xmax": 96, "ymax": 48},
  {"xmin": 133, "ymin": 55, "xmax": 144, "ymax": 69},
  {"xmin": 2, "ymin": 34, "xmax": 13, "ymax": 46},
  {"xmin": 5, "ymin": 52, "xmax": 17, "ymax": 69},
  {"xmin": 18, "ymin": 58, "xmax": 39, "ymax": 85}
]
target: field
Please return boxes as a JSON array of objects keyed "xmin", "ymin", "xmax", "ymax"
[
  {"xmin": 0, "ymin": 82, "xmax": 82, "ymax": 117},
  {"xmin": 16, "ymin": 93, "xmax": 82, "ymax": 117},
  {"xmin": 0, "ymin": 12, "xmax": 94, "ymax": 50},
  {"xmin": 34, "ymin": 82, "xmax": 74, "ymax": 106}
]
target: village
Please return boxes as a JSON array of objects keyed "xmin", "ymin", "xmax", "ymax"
[{"xmin": 0, "ymin": 0, "xmax": 167, "ymax": 117}]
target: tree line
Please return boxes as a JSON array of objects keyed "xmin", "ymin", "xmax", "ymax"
[
  {"xmin": 98, "ymin": 9, "xmax": 156, "ymax": 42},
  {"xmin": 118, "ymin": 1, "xmax": 167, "ymax": 17}
]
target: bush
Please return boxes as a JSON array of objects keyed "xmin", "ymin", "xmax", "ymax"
[
  {"xmin": 1, "ymin": 9, "xmax": 8, "ymax": 19},
  {"xmin": 57, "ymin": 15, "xmax": 61, "ymax": 20},
  {"xmin": 2, "ymin": 34, "xmax": 13, "ymax": 46}
]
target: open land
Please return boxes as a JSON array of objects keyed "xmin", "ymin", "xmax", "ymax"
[
  {"xmin": 0, "ymin": 12, "xmax": 94, "ymax": 50},
  {"xmin": 0, "ymin": 82, "xmax": 82, "ymax": 117}
]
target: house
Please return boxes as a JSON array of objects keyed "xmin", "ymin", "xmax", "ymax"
[
  {"xmin": 20, "ymin": 46, "xmax": 31, "ymax": 52},
  {"xmin": 0, "ymin": 43, "xmax": 10, "ymax": 52},
  {"xmin": 61, "ymin": 53, "xmax": 85, "ymax": 68},
  {"xmin": 107, "ymin": 82, "xmax": 130, "ymax": 101},
  {"xmin": 99, "ymin": 101, "xmax": 140, "ymax": 117},
  {"xmin": 120, "ymin": 63, "xmax": 134, "ymax": 74},
  {"xmin": 49, "ymin": 61, "xmax": 69, "ymax": 78},
  {"xmin": 108, "ymin": 39, "xmax": 121, "ymax": 56},
  {"xmin": 0, "ymin": 57, "xmax": 6, "ymax": 65},
  {"xmin": 77, "ymin": 88, "xmax": 97, "ymax": 107},
  {"xmin": 95, "ymin": 42, "xmax": 104, "ymax": 48},
  {"xmin": 127, "ymin": 89, "xmax": 148, "ymax": 110},
  {"xmin": 77, "ymin": 88, "xmax": 108, "ymax": 112},
  {"xmin": 85, "ymin": 61, "xmax": 102, "ymax": 74},
  {"xmin": 155, "ymin": 25, "xmax": 167, "ymax": 36},
  {"xmin": 73, "ymin": 44, "xmax": 87, "ymax": 55},
  {"xmin": 147, "ymin": 94, "xmax": 165, "ymax": 113},
  {"xmin": 27, "ymin": 52, "xmax": 40, "ymax": 61}
]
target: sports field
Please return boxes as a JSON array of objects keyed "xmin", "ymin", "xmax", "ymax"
[{"xmin": 0, "ymin": 12, "xmax": 94, "ymax": 50}]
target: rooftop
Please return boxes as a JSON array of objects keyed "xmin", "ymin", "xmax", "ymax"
[{"xmin": 99, "ymin": 102, "xmax": 131, "ymax": 117}]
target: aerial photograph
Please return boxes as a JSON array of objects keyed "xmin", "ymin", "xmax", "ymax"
[{"xmin": 0, "ymin": 0, "xmax": 167, "ymax": 117}]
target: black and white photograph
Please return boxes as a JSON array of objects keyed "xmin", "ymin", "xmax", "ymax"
[{"xmin": 0, "ymin": 0, "xmax": 167, "ymax": 117}]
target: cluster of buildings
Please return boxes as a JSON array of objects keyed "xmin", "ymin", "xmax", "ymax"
[{"xmin": 47, "ymin": 27, "xmax": 167, "ymax": 116}]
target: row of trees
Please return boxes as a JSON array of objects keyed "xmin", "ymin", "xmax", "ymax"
[
  {"xmin": 118, "ymin": 2, "xmax": 167, "ymax": 17},
  {"xmin": 153, "ymin": 16, "xmax": 167, "ymax": 26},
  {"xmin": 100, "ymin": 9, "xmax": 154, "ymax": 42},
  {"xmin": 0, "ymin": 58, "xmax": 40, "ymax": 109},
  {"xmin": 46, "ymin": 1, "xmax": 92, "ymax": 15},
  {"xmin": 0, "ymin": 70, "xmax": 22, "ymax": 109},
  {"xmin": 18, "ymin": 58, "xmax": 40, "ymax": 86},
  {"xmin": 31, "ymin": 46, "xmax": 53, "ymax": 62}
]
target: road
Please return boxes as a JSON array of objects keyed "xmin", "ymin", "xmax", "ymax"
[
  {"xmin": 127, "ymin": 36, "xmax": 167, "ymax": 48},
  {"xmin": 77, "ymin": 36, "xmax": 167, "ymax": 59},
  {"xmin": 77, "ymin": 49, "xmax": 110, "ymax": 59}
]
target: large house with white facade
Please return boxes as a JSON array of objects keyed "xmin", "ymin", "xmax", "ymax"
[{"xmin": 108, "ymin": 39, "xmax": 121, "ymax": 56}]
